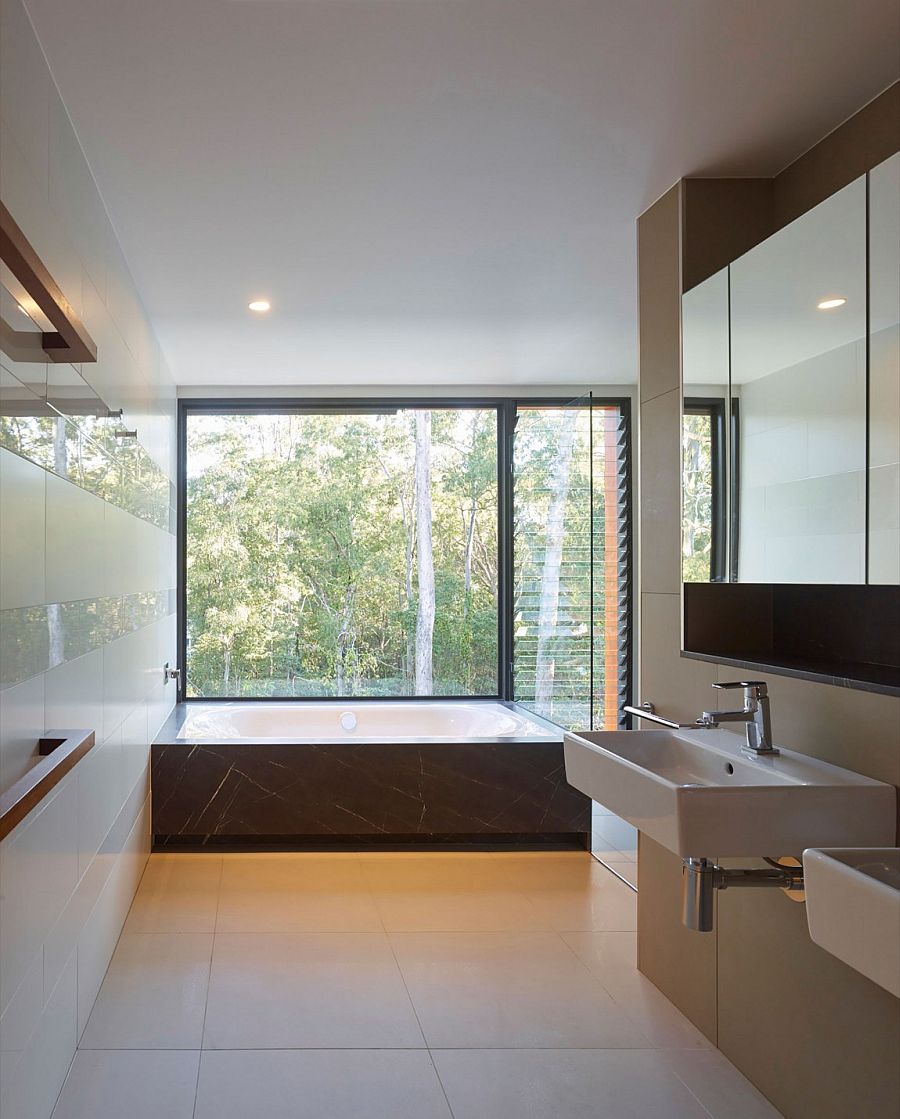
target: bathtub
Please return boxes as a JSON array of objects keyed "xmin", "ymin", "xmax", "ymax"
[
  {"xmin": 152, "ymin": 700, "xmax": 590, "ymax": 849},
  {"xmin": 172, "ymin": 700, "xmax": 559, "ymax": 744}
]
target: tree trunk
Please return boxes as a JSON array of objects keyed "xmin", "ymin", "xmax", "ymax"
[
  {"xmin": 47, "ymin": 605, "xmax": 64, "ymax": 668},
  {"xmin": 534, "ymin": 411, "xmax": 578, "ymax": 716},
  {"xmin": 46, "ymin": 416, "xmax": 69, "ymax": 668},
  {"xmin": 335, "ymin": 584, "xmax": 354, "ymax": 696},
  {"xmin": 399, "ymin": 491, "xmax": 416, "ymax": 688},
  {"xmin": 53, "ymin": 415, "xmax": 68, "ymax": 476},
  {"xmin": 462, "ymin": 502, "xmax": 476, "ymax": 618},
  {"xmin": 414, "ymin": 411, "xmax": 434, "ymax": 695}
]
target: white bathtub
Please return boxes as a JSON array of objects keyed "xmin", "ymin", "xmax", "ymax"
[{"xmin": 171, "ymin": 700, "xmax": 560, "ymax": 743}]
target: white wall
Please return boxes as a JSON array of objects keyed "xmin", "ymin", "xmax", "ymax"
[{"xmin": 0, "ymin": 1, "xmax": 177, "ymax": 1116}]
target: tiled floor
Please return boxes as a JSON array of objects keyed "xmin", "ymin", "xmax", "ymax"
[{"xmin": 50, "ymin": 847, "xmax": 783, "ymax": 1119}]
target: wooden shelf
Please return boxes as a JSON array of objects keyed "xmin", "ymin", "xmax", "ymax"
[{"xmin": 0, "ymin": 729, "xmax": 96, "ymax": 841}]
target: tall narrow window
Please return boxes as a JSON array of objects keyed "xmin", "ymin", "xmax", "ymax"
[
  {"xmin": 184, "ymin": 408, "xmax": 498, "ymax": 697},
  {"xmin": 512, "ymin": 401, "xmax": 630, "ymax": 730},
  {"xmin": 682, "ymin": 399, "xmax": 726, "ymax": 583}
]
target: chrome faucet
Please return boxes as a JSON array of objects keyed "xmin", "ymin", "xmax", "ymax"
[{"xmin": 701, "ymin": 681, "xmax": 777, "ymax": 755}]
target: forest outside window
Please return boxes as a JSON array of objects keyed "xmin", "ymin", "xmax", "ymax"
[{"xmin": 181, "ymin": 399, "xmax": 631, "ymax": 723}]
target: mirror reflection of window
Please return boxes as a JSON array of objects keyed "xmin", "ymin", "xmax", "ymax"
[
  {"xmin": 681, "ymin": 268, "xmax": 729, "ymax": 584},
  {"xmin": 682, "ymin": 401, "xmax": 726, "ymax": 582}
]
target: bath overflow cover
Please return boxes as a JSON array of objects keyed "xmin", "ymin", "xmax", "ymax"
[{"xmin": 341, "ymin": 711, "xmax": 358, "ymax": 732}]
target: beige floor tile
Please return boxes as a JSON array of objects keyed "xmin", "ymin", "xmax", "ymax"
[
  {"xmin": 358, "ymin": 852, "xmax": 531, "ymax": 890},
  {"xmin": 125, "ymin": 854, "xmax": 222, "ymax": 933},
  {"xmin": 216, "ymin": 854, "xmax": 382, "ymax": 932},
  {"xmin": 478, "ymin": 851, "xmax": 619, "ymax": 891},
  {"xmin": 360, "ymin": 853, "xmax": 544, "ymax": 930},
  {"xmin": 431, "ymin": 1049, "xmax": 713, "ymax": 1119},
  {"xmin": 391, "ymin": 931, "xmax": 649, "ymax": 1049},
  {"xmin": 363, "ymin": 852, "xmax": 637, "ymax": 931},
  {"xmin": 561, "ymin": 932, "xmax": 710, "ymax": 1050},
  {"xmin": 202, "ymin": 932, "xmax": 424, "ymax": 1049},
  {"xmin": 592, "ymin": 857, "xmax": 638, "ymax": 889},
  {"xmin": 521, "ymin": 872, "xmax": 638, "ymax": 932},
  {"xmin": 79, "ymin": 933, "xmax": 212, "ymax": 1050},
  {"xmin": 51, "ymin": 1050, "xmax": 199, "ymax": 1119},
  {"xmin": 659, "ymin": 1049, "xmax": 785, "ymax": 1118},
  {"xmin": 194, "ymin": 1049, "xmax": 452, "ymax": 1119}
]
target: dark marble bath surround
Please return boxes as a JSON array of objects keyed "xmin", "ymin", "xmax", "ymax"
[{"xmin": 151, "ymin": 713, "xmax": 590, "ymax": 849}]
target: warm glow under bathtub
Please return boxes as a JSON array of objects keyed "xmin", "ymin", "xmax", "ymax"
[{"xmin": 152, "ymin": 700, "xmax": 590, "ymax": 848}]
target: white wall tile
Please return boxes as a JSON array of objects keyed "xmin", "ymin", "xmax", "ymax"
[
  {"xmin": 2, "ymin": 951, "xmax": 77, "ymax": 1119},
  {"xmin": 43, "ymin": 649, "xmax": 104, "ymax": 740},
  {"xmin": 0, "ymin": 673, "xmax": 45, "ymax": 793},
  {"xmin": 77, "ymin": 734, "xmax": 126, "ymax": 880},
  {"xmin": 121, "ymin": 702, "xmax": 150, "ymax": 806},
  {"xmin": 0, "ymin": 449, "xmax": 46, "ymax": 610},
  {"xmin": 77, "ymin": 795, "xmax": 151, "ymax": 1038},
  {"xmin": 0, "ymin": 946, "xmax": 43, "ymax": 1104},
  {"xmin": 1, "ymin": 8, "xmax": 174, "ymax": 1113},
  {"xmin": 0, "ymin": 776, "xmax": 78, "ymax": 1011},
  {"xmin": 45, "ymin": 474, "xmax": 105, "ymax": 604}
]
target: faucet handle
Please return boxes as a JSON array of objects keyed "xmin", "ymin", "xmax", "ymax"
[{"xmin": 712, "ymin": 680, "xmax": 767, "ymax": 696}]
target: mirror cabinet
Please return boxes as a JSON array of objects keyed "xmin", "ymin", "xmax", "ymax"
[{"xmin": 681, "ymin": 154, "xmax": 899, "ymax": 693}]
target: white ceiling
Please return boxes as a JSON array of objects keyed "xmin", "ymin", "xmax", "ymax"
[{"xmin": 23, "ymin": 0, "xmax": 900, "ymax": 388}]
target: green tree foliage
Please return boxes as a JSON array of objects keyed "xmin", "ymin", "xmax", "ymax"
[
  {"xmin": 682, "ymin": 413, "xmax": 714, "ymax": 583},
  {"xmin": 186, "ymin": 410, "xmax": 498, "ymax": 697}
]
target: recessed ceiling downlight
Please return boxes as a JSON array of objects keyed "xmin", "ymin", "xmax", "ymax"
[
  {"xmin": 248, "ymin": 299, "xmax": 271, "ymax": 313},
  {"xmin": 817, "ymin": 297, "xmax": 847, "ymax": 310}
]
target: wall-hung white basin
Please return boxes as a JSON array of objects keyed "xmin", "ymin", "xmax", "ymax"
[
  {"xmin": 803, "ymin": 848, "xmax": 900, "ymax": 998},
  {"xmin": 564, "ymin": 728, "xmax": 896, "ymax": 857}
]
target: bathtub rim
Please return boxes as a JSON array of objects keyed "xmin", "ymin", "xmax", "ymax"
[{"xmin": 155, "ymin": 698, "xmax": 566, "ymax": 747}]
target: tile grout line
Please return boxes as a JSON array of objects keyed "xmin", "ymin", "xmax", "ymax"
[
  {"xmin": 382, "ymin": 916, "xmax": 458, "ymax": 1119},
  {"xmin": 552, "ymin": 928, "xmax": 658, "ymax": 1051},
  {"xmin": 192, "ymin": 854, "xmax": 224, "ymax": 1116}
]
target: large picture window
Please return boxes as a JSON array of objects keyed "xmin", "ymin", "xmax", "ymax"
[{"xmin": 180, "ymin": 398, "xmax": 631, "ymax": 725}]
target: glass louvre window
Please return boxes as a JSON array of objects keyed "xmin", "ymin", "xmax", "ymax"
[{"xmin": 512, "ymin": 402, "xmax": 629, "ymax": 730}]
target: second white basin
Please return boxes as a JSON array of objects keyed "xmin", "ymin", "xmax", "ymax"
[
  {"xmin": 564, "ymin": 727, "xmax": 896, "ymax": 858},
  {"xmin": 803, "ymin": 848, "xmax": 900, "ymax": 998}
]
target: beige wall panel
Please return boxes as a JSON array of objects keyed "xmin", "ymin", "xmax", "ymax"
[
  {"xmin": 637, "ymin": 835, "xmax": 718, "ymax": 1043},
  {"xmin": 717, "ymin": 874, "xmax": 900, "ymax": 1119},
  {"xmin": 638, "ymin": 185, "xmax": 682, "ymax": 404},
  {"xmin": 640, "ymin": 391, "xmax": 682, "ymax": 595}
]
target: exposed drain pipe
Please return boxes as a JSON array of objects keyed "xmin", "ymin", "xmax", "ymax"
[{"xmin": 682, "ymin": 857, "xmax": 805, "ymax": 932}]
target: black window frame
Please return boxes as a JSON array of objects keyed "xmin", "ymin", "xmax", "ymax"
[
  {"xmin": 682, "ymin": 396, "xmax": 741, "ymax": 584},
  {"xmin": 177, "ymin": 395, "xmax": 632, "ymax": 720}
]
